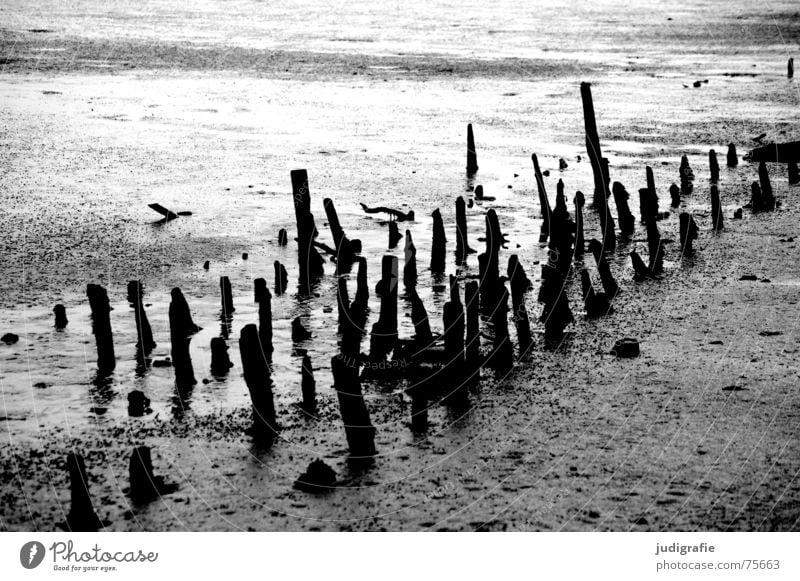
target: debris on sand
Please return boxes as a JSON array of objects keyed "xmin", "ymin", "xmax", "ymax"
[
  {"xmin": 148, "ymin": 203, "xmax": 179, "ymax": 221},
  {"xmin": 294, "ymin": 459, "xmax": 337, "ymax": 493},
  {"xmin": 611, "ymin": 338, "xmax": 640, "ymax": 358}
]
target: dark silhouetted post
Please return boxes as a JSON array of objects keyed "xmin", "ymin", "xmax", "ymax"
[
  {"xmin": 758, "ymin": 161, "xmax": 775, "ymax": 210},
  {"xmin": 54, "ymin": 304, "xmax": 68, "ymax": 329},
  {"xmin": 404, "ymin": 230, "xmax": 417, "ymax": 289},
  {"xmin": 430, "ymin": 209, "xmax": 446, "ymax": 273},
  {"xmin": 370, "ymin": 255, "xmax": 399, "ymax": 361},
  {"xmin": 239, "ymin": 324, "xmax": 278, "ymax": 443},
  {"xmin": 789, "ymin": 161, "xmax": 800, "ymax": 185},
  {"xmin": 290, "ymin": 169, "xmax": 325, "ymax": 292},
  {"xmin": 669, "ymin": 183, "xmax": 681, "ymax": 207},
  {"xmin": 489, "ymin": 287, "xmax": 513, "ymax": 371},
  {"xmin": 87, "ymin": 284, "xmax": 115, "ymax": 372},
  {"xmin": 388, "ymin": 221, "xmax": 401, "ymax": 249},
  {"xmin": 220, "ymin": 276, "xmax": 234, "ymax": 315},
  {"xmin": 455, "ymin": 196, "xmax": 473, "ymax": 264},
  {"xmin": 679, "ymin": 213, "xmax": 699, "ymax": 255},
  {"xmin": 210, "ymin": 337, "xmax": 233, "ymax": 376},
  {"xmin": 465, "ymin": 280, "xmax": 480, "ymax": 370},
  {"xmin": 581, "ymin": 82, "xmax": 610, "ymax": 206},
  {"xmin": 532, "ymin": 153, "xmax": 552, "ymax": 242},
  {"xmin": 508, "ymin": 255, "xmax": 532, "ymax": 355},
  {"xmin": 709, "ymin": 149, "xmax": 720, "ymax": 183},
  {"xmin": 301, "ymin": 354, "xmax": 316, "ymax": 413},
  {"xmin": 274, "ymin": 260, "xmax": 288, "ymax": 295},
  {"xmin": 646, "ymin": 219, "xmax": 665, "ymax": 273},
  {"xmin": 588, "ymin": 239, "xmax": 619, "ymax": 299},
  {"xmin": 169, "ymin": 289, "xmax": 197, "ymax": 390},
  {"xmin": 64, "ymin": 452, "xmax": 107, "ymax": 531},
  {"xmin": 129, "ymin": 446, "xmax": 177, "ymax": 503},
  {"xmin": 128, "ymin": 281, "xmax": 155, "ymax": 356},
  {"xmin": 727, "ymin": 143, "xmax": 738, "ymax": 167},
  {"xmin": 611, "ymin": 182, "xmax": 635, "ymax": 234},
  {"xmin": 442, "ymin": 275, "xmax": 467, "ymax": 404},
  {"xmin": 466, "ymin": 123, "xmax": 478, "ymax": 175},
  {"xmin": 789, "ymin": 57, "xmax": 794, "ymax": 79},
  {"xmin": 324, "ymin": 197, "xmax": 359, "ymax": 266},
  {"xmin": 710, "ymin": 184, "xmax": 724, "ymax": 231}
]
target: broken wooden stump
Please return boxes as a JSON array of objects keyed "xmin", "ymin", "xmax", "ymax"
[
  {"xmin": 127, "ymin": 281, "xmax": 156, "ymax": 357},
  {"xmin": 129, "ymin": 446, "xmax": 177, "ymax": 503},
  {"xmin": 630, "ymin": 251, "xmax": 657, "ymax": 281},
  {"xmin": 220, "ymin": 276, "xmax": 235, "ymax": 315},
  {"xmin": 580, "ymin": 82, "xmax": 611, "ymax": 207},
  {"xmin": 239, "ymin": 323, "xmax": 278, "ymax": 443},
  {"xmin": 679, "ymin": 212, "xmax": 699, "ymax": 256},
  {"xmin": 408, "ymin": 287, "xmax": 433, "ymax": 353},
  {"xmin": 331, "ymin": 354, "xmax": 376, "ymax": 462},
  {"xmin": 290, "ymin": 169, "xmax": 325, "ymax": 290},
  {"xmin": 789, "ymin": 160, "xmax": 800, "ymax": 185},
  {"xmin": 301, "ymin": 354, "xmax": 316, "ymax": 413},
  {"xmin": 508, "ymin": 256, "xmax": 532, "ymax": 354},
  {"xmin": 403, "ymin": 230, "xmax": 418, "ymax": 289},
  {"xmin": 727, "ymin": 143, "xmax": 738, "ymax": 167},
  {"xmin": 646, "ymin": 219, "xmax": 665, "ymax": 273},
  {"xmin": 679, "ymin": 155, "xmax": 694, "ymax": 194},
  {"xmin": 669, "ymin": 183, "xmax": 681, "ymax": 208},
  {"xmin": 455, "ymin": 195, "xmax": 473, "ymax": 264},
  {"xmin": 63, "ymin": 452, "xmax": 108, "ymax": 531},
  {"xmin": 611, "ymin": 182, "xmax": 635, "ymax": 235},
  {"xmin": 488, "ymin": 286, "xmax": 513, "ymax": 372},
  {"xmin": 581, "ymin": 269, "xmax": 611, "ymax": 318},
  {"xmin": 278, "ymin": 228, "xmax": 288, "ymax": 246},
  {"xmin": 127, "ymin": 390, "xmax": 151, "ymax": 417},
  {"xmin": 758, "ymin": 161, "xmax": 776, "ymax": 210},
  {"xmin": 323, "ymin": 197, "xmax": 360, "ymax": 267},
  {"xmin": 210, "ymin": 336, "xmax": 233, "ymax": 376},
  {"xmin": 709, "ymin": 149, "xmax": 720, "ymax": 183},
  {"xmin": 467, "ymin": 123, "xmax": 479, "ymax": 175},
  {"xmin": 588, "ymin": 239, "xmax": 620, "ymax": 299},
  {"xmin": 168, "ymin": 289, "xmax": 197, "ymax": 390},
  {"xmin": 254, "ymin": 277, "xmax": 267, "ymax": 302},
  {"xmin": 86, "ymin": 283, "xmax": 115, "ymax": 372},
  {"xmin": 531, "ymin": 153, "xmax": 553, "ymax": 242},
  {"xmin": 750, "ymin": 181, "xmax": 763, "ymax": 211},
  {"xmin": 710, "ymin": 184, "xmax": 724, "ymax": 231},
  {"xmin": 274, "ymin": 260, "xmax": 288, "ymax": 295},
  {"xmin": 388, "ymin": 221, "xmax": 402, "ymax": 249},
  {"xmin": 294, "ymin": 459, "xmax": 337, "ymax": 493},
  {"xmin": 369, "ymin": 255, "xmax": 399, "ymax": 361},
  {"xmin": 789, "ymin": 57, "xmax": 794, "ymax": 79},
  {"xmin": 54, "ymin": 304, "xmax": 68, "ymax": 329},
  {"xmin": 430, "ymin": 209, "xmax": 447, "ymax": 273},
  {"xmin": 442, "ymin": 275, "xmax": 468, "ymax": 404},
  {"xmin": 255, "ymin": 285, "xmax": 273, "ymax": 358},
  {"xmin": 573, "ymin": 191, "xmax": 585, "ymax": 256}
]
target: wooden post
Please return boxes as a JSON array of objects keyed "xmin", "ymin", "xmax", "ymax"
[
  {"xmin": 646, "ymin": 219, "xmax": 665, "ymax": 273},
  {"xmin": 301, "ymin": 354, "xmax": 316, "ymax": 413},
  {"xmin": 465, "ymin": 280, "xmax": 480, "ymax": 366},
  {"xmin": 679, "ymin": 212, "xmax": 699, "ymax": 255},
  {"xmin": 758, "ymin": 161, "xmax": 775, "ymax": 210},
  {"xmin": 239, "ymin": 323, "xmax": 278, "ymax": 442},
  {"xmin": 581, "ymin": 269, "xmax": 611, "ymax": 317},
  {"xmin": 442, "ymin": 275, "xmax": 467, "ymax": 404},
  {"xmin": 430, "ymin": 209, "xmax": 446, "ymax": 273},
  {"xmin": 255, "ymin": 285, "xmax": 273, "ymax": 358},
  {"xmin": 129, "ymin": 446, "xmax": 177, "ymax": 503},
  {"xmin": 679, "ymin": 155, "xmax": 694, "ymax": 194},
  {"xmin": 645, "ymin": 166, "xmax": 659, "ymax": 221},
  {"xmin": 388, "ymin": 221, "xmax": 401, "ymax": 249},
  {"xmin": 220, "ymin": 276, "xmax": 234, "ymax": 315},
  {"xmin": 403, "ymin": 230, "xmax": 417, "ymax": 289},
  {"xmin": 278, "ymin": 228, "xmax": 288, "ymax": 246},
  {"xmin": 323, "ymin": 197, "xmax": 359, "ymax": 266},
  {"xmin": 466, "ymin": 123, "xmax": 478, "ymax": 175},
  {"xmin": 531, "ymin": 153, "xmax": 552, "ymax": 242},
  {"xmin": 727, "ymin": 143, "xmax": 738, "ymax": 167},
  {"xmin": 86, "ymin": 284, "xmax": 115, "ymax": 372},
  {"xmin": 789, "ymin": 57, "xmax": 794, "ymax": 79},
  {"xmin": 709, "ymin": 149, "xmax": 720, "ymax": 183},
  {"xmin": 409, "ymin": 287, "xmax": 433, "ymax": 352},
  {"xmin": 751, "ymin": 181, "xmax": 763, "ymax": 211},
  {"xmin": 580, "ymin": 82, "xmax": 610, "ymax": 206},
  {"xmin": 54, "ymin": 304, "xmax": 68, "ymax": 329},
  {"xmin": 337, "ymin": 275, "xmax": 350, "ymax": 328},
  {"xmin": 789, "ymin": 160, "xmax": 800, "ymax": 185},
  {"xmin": 455, "ymin": 195, "xmax": 472, "ymax": 264},
  {"xmin": 127, "ymin": 281, "xmax": 155, "ymax": 355},
  {"xmin": 254, "ymin": 277, "xmax": 267, "ymax": 302},
  {"xmin": 479, "ymin": 209, "xmax": 503, "ymax": 310},
  {"xmin": 573, "ymin": 191, "xmax": 585, "ymax": 256},
  {"xmin": 64, "ymin": 452, "xmax": 107, "ymax": 531},
  {"xmin": 210, "ymin": 336, "xmax": 233, "ymax": 376},
  {"xmin": 669, "ymin": 183, "xmax": 681, "ymax": 207},
  {"xmin": 489, "ymin": 287, "xmax": 513, "ymax": 370},
  {"xmin": 588, "ymin": 239, "xmax": 620, "ymax": 299},
  {"xmin": 370, "ymin": 255, "xmax": 399, "ymax": 361},
  {"xmin": 611, "ymin": 182, "xmax": 635, "ymax": 234},
  {"xmin": 290, "ymin": 169, "xmax": 325, "ymax": 291},
  {"xmin": 710, "ymin": 184, "xmax": 724, "ymax": 231},
  {"xmin": 274, "ymin": 260, "xmax": 288, "ymax": 295},
  {"xmin": 168, "ymin": 289, "xmax": 197, "ymax": 390},
  {"xmin": 508, "ymin": 255, "xmax": 532, "ymax": 355}
]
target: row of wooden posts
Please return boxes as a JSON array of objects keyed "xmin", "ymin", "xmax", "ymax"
[{"xmin": 59, "ymin": 82, "xmax": 791, "ymax": 529}]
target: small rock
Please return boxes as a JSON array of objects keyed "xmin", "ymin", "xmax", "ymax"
[
  {"xmin": 632, "ymin": 516, "xmax": 649, "ymax": 525},
  {"xmin": 542, "ymin": 170, "xmax": 550, "ymax": 177},
  {"xmin": 739, "ymin": 274, "xmax": 757, "ymax": 281},
  {"xmin": 242, "ymin": 253, "xmax": 249, "ymax": 260},
  {"xmin": 733, "ymin": 208, "xmax": 742, "ymax": 219},
  {"xmin": 203, "ymin": 260, "xmax": 210, "ymax": 270},
  {"xmin": 559, "ymin": 158, "xmax": 568, "ymax": 170},
  {"xmin": 760, "ymin": 278, "xmax": 771, "ymax": 283},
  {"xmin": 693, "ymin": 80, "xmax": 702, "ymax": 88},
  {"xmin": 1, "ymin": 333, "xmax": 19, "ymax": 344}
]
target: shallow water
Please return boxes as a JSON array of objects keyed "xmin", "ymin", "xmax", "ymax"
[{"xmin": 1, "ymin": 0, "xmax": 799, "ymax": 530}]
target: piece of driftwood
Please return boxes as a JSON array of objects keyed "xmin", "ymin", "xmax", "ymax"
[
  {"xmin": 747, "ymin": 141, "xmax": 800, "ymax": 163},
  {"xmin": 148, "ymin": 203, "xmax": 178, "ymax": 221}
]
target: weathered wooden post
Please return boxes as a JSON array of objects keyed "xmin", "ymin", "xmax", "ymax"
[
  {"xmin": 239, "ymin": 323, "xmax": 278, "ymax": 443},
  {"xmin": 588, "ymin": 239, "xmax": 619, "ymax": 299},
  {"xmin": 168, "ymin": 288, "xmax": 197, "ymax": 390},
  {"xmin": 479, "ymin": 209, "xmax": 504, "ymax": 310},
  {"xmin": 710, "ymin": 184, "xmax": 724, "ymax": 231},
  {"xmin": 679, "ymin": 155, "xmax": 694, "ymax": 194},
  {"xmin": 127, "ymin": 281, "xmax": 155, "ymax": 355},
  {"xmin": 751, "ymin": 181, "xmax": 763, "ymax": 211},
  {"xmin": 580, "ymin": 82, "xmax": 610, "ymax": 206},
  {"xmin": 210, "ymin": 337, "xmax": 233, "ymax": 376},
  {"xmin": 465, "ymin": 280, "xmax": 480, "ymax": 364},
  {"xmin": 278, "ymin": 228, "xmax": 288, "ymax": 246},
  {"xmin": 430, "ymin": 209, "xmax": 447, "ymax": 273},
  {"xmin": 254, "ymin": 277, "xmax": 267, "ymax": 302},
  {"xmin": 455, "ymin": 196, "xmax": 473, "ymax": 264},
  {"xmin": 508, "ymin": 255, "xmax": 532, "ymax": 354},
  {"xmin": 669, "ymin": 183, "xmax": 681, "ymax": 207},
  {"xmin": 709, "ymin": 149, "xmax": 720, "ymax": 183},
  {"xmin": 370, "ymin": 255, "xmax": 399, "ymax": 361},
  {"xmin": 758, "ymin": 161, "xmax": 775, "ymax": 210},
  {"xmin": 254, "ymin": 285, "xmax": 273, "ymax": 358},
  {"xmin": 404, "ymin": 230, "xmax": 417, "ymax": 289},
  {"xmin": 442, "ymin": 275, "xmax": 467, "ymax": 404},
  {"xmin": 646, "ymin": 220, "xmax": 665, "ymax": 273},
  {"xmin": 129, "ymin": 446, "xmax": 177, "ymax": 503},
  {"xmin": 63, "ymin": 452, "xmax": 107, "ymax": 531},
  {"xmin": 573, "ymin": 191, "xmax": 585, "ymax": 257},
  {"xmin": 336, "ymin": 275, "xmax": 350, "ymax": 328},
  {"xmin": 581, "ymin": 269, "xmax": 611, "ymax": 317},
  {"xmin": 489, "ymin": 287, "xmax": 513, "ymax": 370},
  {"xmin": 54, "ymin": 304, "xmax": 68, "ymax": 329},
  {"xmin": 679, "ymin": 212, "xmax": 699, "ymax": 255},
  {"xmin": 789, "ymin": 57, "xmax": 794, "ymax": 79},
  {"xmin": 467, "ymin": 123, "xmax": 479, "ymax": 175},
  {"xmin": 86, "ymin": 284, "xmax": 115, "ymax": 372},
  {"xmin": 290, "ymin": 169, "xmax": 325, "ymax": 291},
  {"xmin": 220, "ymin": 276, "xmax": 235, "ymax": 315},
  {"xmin": 531, "ymin": 153, "xmax": 553, "ymax": 242},
  {"xmin": 611, "ymin": 182, "xmax": 635, "ymax": 235},
  {"xmin": 323, "ymin": 197, "xmax": 359, "ymax": 266},
  {"xmin": 409, "ymin": 288, "xmax": 433, "ymax": 352},
  {"xmin": 274, "ymin": 260, "xmax": 288, "ymax": 295},
  {"xmin": 301, "ymin": 354, "xmax": 316, "ymax": 413},
  {"xmin": 727, "ymin": 143, "xmax": 738, "ymax": 167},
  {"xmin": 388, "ymin": 221, "xmax": 402, "ymax": 249}
]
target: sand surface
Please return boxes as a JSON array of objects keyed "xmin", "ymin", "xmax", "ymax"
[{"xmin": 1, "ymin": 1, "xmax": 799, "ymax": 531}]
